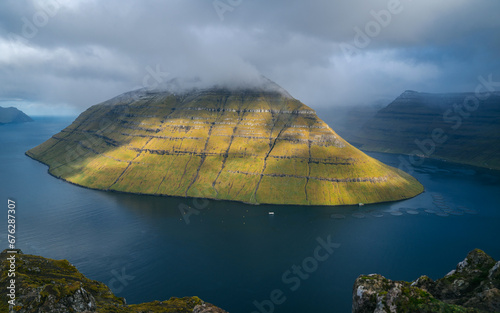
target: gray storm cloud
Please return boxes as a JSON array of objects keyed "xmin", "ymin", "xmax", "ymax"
[{"xmin": 0, "ymin": 0, "xmax": 499, "ymax": 115}]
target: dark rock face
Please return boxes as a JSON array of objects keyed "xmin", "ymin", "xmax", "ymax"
[
  {"xmin": 350, "ymin": 91, "xmax": 500, "ymax": 170},
  {"xmin": 353, "ymin": 249, "xmax": 500, "ymax": 313},
  {"xmin": 0, "ymin": 106, "xmax": 33, "ymax": 124},
  {"xmin": 0, "ymin": 250, "xmax": 228, "ymax": 313}
]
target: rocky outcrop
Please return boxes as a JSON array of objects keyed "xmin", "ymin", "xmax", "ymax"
[
  {"xmin": 353, "ymin": 249, "xmax": 500, "ymax": 313},
  {"xmin": 0, "ymin": 250, "xmax": 228, "ymax": 313},
  {"xmin": 0, "ymin": 106, "xmax": 33, "ymax": 125},
  {"xmin": 26, "ymin": 80, "xmax": 423, "ymax": 206}
]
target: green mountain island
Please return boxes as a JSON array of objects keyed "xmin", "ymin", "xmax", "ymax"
[
  {"xmin": 0, "ymin": 106, "xmax": 33, "ymax": 125},
  {"xmin": 347, "ymin": 91, "xmax": 500, "ymax": 170},
  {"xmin": 26, "ymin": 79, "xmax": 423, "ymax": 205}
]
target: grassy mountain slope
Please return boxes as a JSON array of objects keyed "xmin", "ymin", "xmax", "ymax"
[{"xmin": 26, "ymin": 86, "xmax": 423, "ymax": 206}]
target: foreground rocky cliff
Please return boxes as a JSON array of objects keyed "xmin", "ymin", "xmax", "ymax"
[
  {"xmin": 0, "ymin": 250, "xmax": 227, "ymax": 313},
  {"xmin": 353, "ymin": 249, "xmax": 500, "ymax": 313},
  {"xmin": 26, "ymin": 80, "xmax": 423, "ymax": 206},
  {"xmin": 349, "ymin": 91, "xmax": 500, "ymax": 170}
]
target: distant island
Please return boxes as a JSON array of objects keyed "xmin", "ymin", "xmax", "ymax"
[
  {"xmin": 0, "ymin": 106, "xmax": 33, "ymax": 125},
  {"xmin": 26, "ymin": 79, "xmax": 422, "ymax": 206},
  {"xmin": 343, "ymin": 91, "xmax": 500, "ymax": 170}
]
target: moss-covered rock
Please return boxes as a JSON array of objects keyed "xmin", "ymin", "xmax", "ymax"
[
  {"xmin": 353, "ymin": 249, "xmax": 500, "ymax": 312},
  {"xmin": 26, "ymin": 80, "xmax": 423, "ymax": 206},
  {"xmin": 0, "ymin": 250, "xmax": 227, "ymax": 313}
]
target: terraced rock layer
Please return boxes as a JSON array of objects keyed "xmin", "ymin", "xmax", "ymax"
[{"xmin": 26, "ymin": 86, "xmax": 423, "ymax": 205}]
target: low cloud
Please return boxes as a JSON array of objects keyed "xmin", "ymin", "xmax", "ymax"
[{"xmin": 0, "ymin": 0, "xmax": 499, "ymax": 115}]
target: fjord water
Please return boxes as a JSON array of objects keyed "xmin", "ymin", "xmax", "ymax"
[{"xmin": 1, "ymin": 117, "xmax": 499, "ymax": 313}]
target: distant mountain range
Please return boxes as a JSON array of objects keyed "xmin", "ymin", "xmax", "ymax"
[
  {"xmin": 322, "ymin": 91, "xmax": 500, "ymax": 171},
  {"xmin": 26, "ymin": 79, "xmax": 423, "ymax": 206},
  {"xmin": 0, "ymin": 106, "xmax": 33, "ymax": 125}
]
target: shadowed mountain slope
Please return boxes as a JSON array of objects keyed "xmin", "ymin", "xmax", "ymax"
[{"xmin": 350, "ymin": 91, "xmax": 500, "ymax": 170}]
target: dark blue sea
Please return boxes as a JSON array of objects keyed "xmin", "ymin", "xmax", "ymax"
[{"xmin": 1, "ymin": 117, "xmax": 499, "ymax": 313}]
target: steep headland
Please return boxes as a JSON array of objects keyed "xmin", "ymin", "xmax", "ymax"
[
  {"xmin": 0, "ymin": 106, "xmax": 33, "ymax": 125},
  {"xmin": 349, "ymin": 91, "xmax": 500, "ymax": 170},
  {"xmin": 26, "ymin": 81, "xmax": 423, "ymax": 205}
]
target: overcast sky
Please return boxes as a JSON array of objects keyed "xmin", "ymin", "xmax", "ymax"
[{"xmin": 1, "ymin": 0, "xmax": 499, "ymax": 115}]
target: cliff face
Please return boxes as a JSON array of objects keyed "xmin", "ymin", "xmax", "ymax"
[
  {"xmin": 352, "ymin": 91, "xmax": 500, "ymax": 170},
  {"xmin": 0, "ymin": 107, "xmax": 33, "ymax": 124},
  {"xmin": 0, "ymin": 250, "xmax": 227, "ymax": 313},
  {"xmin": 353, "ymin": 249, "xmax": 500, "ymax": 313},
  {"xmin": 26, "ymin": 83, "xmax": 423, "ymax": 206}
]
